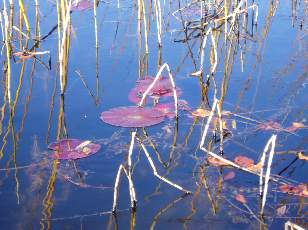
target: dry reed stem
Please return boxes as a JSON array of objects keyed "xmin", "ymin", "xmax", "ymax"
[
  {"xmin": 59, "ymin": 0, "xmax": 72, "ymax": 94},
  {"xmin": 128, "ymin": 131, "xmax": 137, "ymax": 208},
  {"xmin": 138, "ymin": 140, "xmax": 191, "ymax": 194},
  {"xmin": 284, "ymin": 221, "xmax": 305, "ymax": 230},
  {"xmin": 199, "ymin": 98, "xmax": 219, "ymax": 148},
  {"xmin": 112, "ymin": 131, "xmax": 137, "ymax": 212},
  {"xmin": 138, "ymin": 63, "xmax": 178, "ymax": 118},
  {"xmin": 112, "ymin": 164, "xmax": 137, "ymax": 212},
  {"xmin": 216, "ymin": 101, "xmax": 224, "ymax": 154},
  {"xmin": 260, "ymin": 134, "xmax": 277, "ymax": 214},
  {"xmin": 0, "ymin": 12, "xmax": 4, "ymax": 44}
]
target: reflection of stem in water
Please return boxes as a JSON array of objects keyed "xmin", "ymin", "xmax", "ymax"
[
  {"xmin": 141, "ymin": 128, "xmax": 168, "ymax": 167},
  {"xmin": 150, "ymin": 194, "xmax": 189, "ymax": 230},
  {"xmin": 0, "ymin": 60, "xmax": 26, "ymax": 158},
  {"xmin": 18, "ymin": 0, "xmax": 30, "ymax": 33},
  {"xmin": 93, "ymin": 0, "xmax": 100, "ymax": 104},
  {"xmin": 46, "ymin": 73, "xmax": 58, "ymax": 144},
  {"xmin": 184, "ymin": 116, "xmax": 199, "ymax": 146},
  {"xmin": 11, "ymin": 119, "xmax": 20, "ymax": 204},
  {"xmin": 140, "ymin": 0, "xmax": 149, "ymax": 54},
  {"xmin": 200, "ymin": 166, "xmax": 219, "ymax": 214},
  {"xmin": 41, "ymin": 95, "xmax": 66, "ymax": 229},
  {"xmin": 182, "ymin": 180, "xmax": 202, "ymax": 230},
  {"xmin": 75, "ymin": 70, "xmax": 97, "ymax": 102},
  {"xmin": 16, "ymin": 60, "xmax": 36, "ymax": 142},
  {"xmin": 130, "ymin": 209, "xmax": 137, "ymax": 230},
  {"xmin": 107, "ymin": 212, "xmax": 119, "ymax": 230},
  {"xmin": 166, "ymin": 116, "xmax": 179, "ymax": 166}
]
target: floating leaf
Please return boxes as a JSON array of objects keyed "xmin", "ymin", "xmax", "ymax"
[
  {"xmin": 235, "ymin": 194, "xmax": 247, "ymax": 204},
  {"xmin": 223, "ymin": 171, "xmax": 235, "ymax": 180},
  {"xmin": 100, "ymin": 106, "xmax": 165, "ymax": 128},
  {"xmin": 279, "ymin": 184, "xmax": 308, "ymax": 197},
  {"xmin": 14, "ymin": 51, "xmax": 36, "ymax": 60},
  {"xmin": 208, "ymin": 156, "xmax": 229, "ymax": 167},
  {"xmin": 286, "ymin": 122, "xmax": 305, "ymax": 132},
  {"xmin": 191, "ymin": 108, "xmax": 211, "ymax": 117},
  {"xmin": 234, "ymin": 155, "xmax": 254, "ymax": 168},
  {"xmin": 258, "ymin": 121, "xmax": 283, "ymax": 131},
  {"xmin": 247, "ymin": 162, "xmax": 262, "ymax": 173},
  {"xmin": 48, "ymin": 139, "xmax": 101, "ymax": 160},
  {"xmin": 298, "ymin": 152, "xmax": 308, "ymax": 161}
]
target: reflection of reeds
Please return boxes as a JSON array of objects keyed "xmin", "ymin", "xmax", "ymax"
[{"xmin": 18, "ymin": 0, "xmax": 30, "ymax": 33}]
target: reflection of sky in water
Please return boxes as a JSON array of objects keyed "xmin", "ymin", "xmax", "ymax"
[{"xmin": 0, "ymin": 0, "xmax": 307, "ymax": 229}]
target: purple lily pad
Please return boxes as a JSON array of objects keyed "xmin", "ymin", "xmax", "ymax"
[
  {"xmin": 100, "ymin": 106, "xmax": 165, "ymax": 128},
  {"xmin": 48, "ymin": 139, "xmax": 101, "ymax": 160},
  {"xmin": 128, "ymin": 76, "xmax": 182, "ymax": 103},
  {"xmin": 72, "ymin": 0, "xmax": 93, "ymax": 11}
]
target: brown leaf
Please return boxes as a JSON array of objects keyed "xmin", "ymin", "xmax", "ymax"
[
  {"xmin": 208, "ymin": 156, "xmax": 229, "ymax": 167},
  {"xmin": 286, "ymin": 122, "xmax": 305, "ymax": 132},
  {"xmin": 247, "ymin": 162, "xmax": 262, "ymax": 173},
  {"xmin": 234, "ymin": 155, "xmax": 255, "ymax": 168},
  {"xmin": 258, "ymin": 121, "xmax": 283, "ymax": 131},
  {"xmin": 191, "ymin": 108, "xmax": 211, "ymax": 117},
  {"xmin": 292, "ymin": 122, "xmax": 305, "ymax": 128},
  {"xmin": 235, "ymin": 194, "xmax": 247, "ymax": 204},
  {"xmin": 279, "ymin": 184, "xmax": 308, "ymax": 197}
]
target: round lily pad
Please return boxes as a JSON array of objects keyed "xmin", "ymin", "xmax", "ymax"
[{"xmin": 100, "ymin": 106, "xmax": 165, "ymax": 128}]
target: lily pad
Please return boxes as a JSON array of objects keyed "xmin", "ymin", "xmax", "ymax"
[
  {"xmin": 48, "ymin": 139, "xmax": 101, "ymax": 160},
  {"xmin": 72, "ymin": 0, "xmax": 93, "ymax": 11},
  {"xmin": 100, "ymin": 106, "xmax": 165, "ymax": 128},
  {"xmin": 128, "ymin": 77, "xmax": 182, "ymax": 103}
]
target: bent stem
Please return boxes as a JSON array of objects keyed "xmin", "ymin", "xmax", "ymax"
[
  {"xmin": 138, "ymin": 138, "xmax": 191, "ymax": 194},
  {"xmin": 138, "ymin": 63, "xmax": 178, "ymax": 118},
  {"xmin": 260, "ymin": 134, "xmax": 277, "ymax": 214}
]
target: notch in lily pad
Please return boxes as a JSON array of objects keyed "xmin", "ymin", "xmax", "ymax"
[{"xmin": 48, "ymin": 139, "xmax": 101, "ymax": 160}]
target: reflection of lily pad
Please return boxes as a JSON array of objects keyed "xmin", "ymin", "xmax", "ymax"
[
  {"xmin": 48, "ymin": 139, "xmax": 101, "ymax": 160},
  {"xmin": 100, "ymin": 106, "xmax": 165, "ymax": 128}
]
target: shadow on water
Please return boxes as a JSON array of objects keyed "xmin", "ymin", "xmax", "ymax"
[{"xmin": 0, "ymin": 0, "xmax": 307, "ymax": 229}]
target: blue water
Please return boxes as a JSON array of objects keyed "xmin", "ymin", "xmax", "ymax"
[{"xmin": 0, "ymin": 0, "xmax": 307, "ymax": 229}]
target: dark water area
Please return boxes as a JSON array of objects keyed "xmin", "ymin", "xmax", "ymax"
[{"xmin": 0, "ymin": 0, "xmax": 307, "ymax": 229}]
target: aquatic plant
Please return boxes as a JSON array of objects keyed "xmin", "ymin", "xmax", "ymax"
[{"xmin": 48, "ymin": 139, "xmax": 101, "ymax": 160}]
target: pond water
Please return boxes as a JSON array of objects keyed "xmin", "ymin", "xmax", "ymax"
[{"xmin": 0, "ymin": 0, "xmax": 307, "ymax": 229}]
